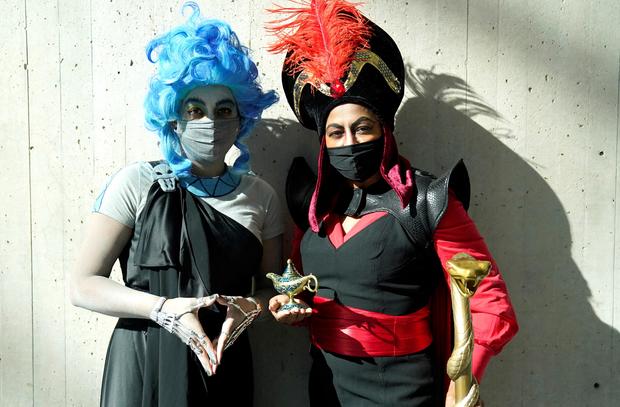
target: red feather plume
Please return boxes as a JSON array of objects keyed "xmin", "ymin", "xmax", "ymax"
[{"xmin": 267, "ymin": 0, "xmax": 372, "ymax": 96}]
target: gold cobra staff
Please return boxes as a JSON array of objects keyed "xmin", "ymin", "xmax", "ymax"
[{"xmin": 446, "ymin": 253, "xmax": 491, "ymax": 407}]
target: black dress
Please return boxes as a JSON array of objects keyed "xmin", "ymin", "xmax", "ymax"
[{"xmin": 100, "ymin": 181, "xmax": 262, "ymax": 407}]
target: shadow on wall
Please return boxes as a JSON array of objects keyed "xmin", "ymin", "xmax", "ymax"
[
  {"xmin": 246, "ymin": 117, "xmax": 316, "ymax": 407},
  {"xmin": 399, "ymin": 66, "xmax": 619, "ymax": 405},
  {"xmin": 242, "ymin": 67, "xmax": 620, "ymax": 406}
]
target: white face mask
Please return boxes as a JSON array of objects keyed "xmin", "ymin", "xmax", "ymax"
[{"xmin": 177, "ymin": 117, "xmax": 240, "ymax": 167}]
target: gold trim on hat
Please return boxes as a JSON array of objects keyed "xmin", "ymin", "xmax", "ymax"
[{"xmin": 292, "ymin": 49, "xmax": 402, "ymax": 119}]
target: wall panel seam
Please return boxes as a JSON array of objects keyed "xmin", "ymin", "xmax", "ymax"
[
  {"xmin": 612, "ymin": 52, "xmax": 620, "ymax": 383},
  {"xmin": 465, "ymin": 0, "xmax": 470, "ymax": 112},
  {"xmin": 23, "ymin": 0, "xmax": 34, "ymax": 404},
  {"xmin": 57, "ymin": 0, "xmax": 69, "ymax": 403},
  {"xmin": 89, "ymin": 0, "xmax": 95, "ymax": 174}
]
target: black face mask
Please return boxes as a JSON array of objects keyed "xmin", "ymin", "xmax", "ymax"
[{"xmin": 326, "ymin": 137, "xmax": 384, "ymax": 182}]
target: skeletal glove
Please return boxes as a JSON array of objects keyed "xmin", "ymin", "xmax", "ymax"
[
  {"xmin": 149, "ymin": 295, "xmax": 220, "ymax": 375},
  {"xmin": 213, "ymin": 295, "xmax": 262, "ymax": 362}
]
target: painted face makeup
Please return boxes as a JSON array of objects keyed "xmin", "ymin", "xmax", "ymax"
[
  {"xmin": 176, "ymin": 85, "xmax": 240, "ymax": 166},
  {"xmin": 324, "ymin": 103, "xmax": 384, "ymax": 181}
]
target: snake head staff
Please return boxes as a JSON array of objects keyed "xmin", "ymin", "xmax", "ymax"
[{"xmin": 446, "ymin": 253, "xmax": 491, "ymax": 297}]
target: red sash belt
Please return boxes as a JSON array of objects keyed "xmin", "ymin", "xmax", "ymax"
[{"xmin": 310, "ymin": 296, "xmax": 432, "ymax": 357}]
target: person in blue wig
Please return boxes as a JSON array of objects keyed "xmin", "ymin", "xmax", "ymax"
[{"xmin": 70, "ymin": 3, "xmax": 283, "ymax": 406}]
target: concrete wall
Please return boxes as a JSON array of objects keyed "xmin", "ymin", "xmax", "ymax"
[{"xmin": 1, "ymin": 0, "xmax": 618, "ymax": 405}]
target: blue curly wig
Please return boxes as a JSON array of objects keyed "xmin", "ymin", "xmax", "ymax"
[{"xmin": 144, "ymin": 2, "xmax": 278, "ymax": 178}]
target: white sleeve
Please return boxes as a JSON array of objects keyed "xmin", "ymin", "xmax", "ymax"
[
  {"xmin": 92, "ymin": 162, "xmax": 152, "ymax": 228},
  {"xmin": 261, "ymin": 182, "xmax": 285, "ymax": 240}
]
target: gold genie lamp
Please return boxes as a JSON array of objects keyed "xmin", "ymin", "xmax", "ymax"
[
  {"xmin": 446, "ymin": 253, "xmax": 491, "ymax": 407},
  {"xmin": 266, "ymin": 259, "xmax": 318, "ymax": 312}
]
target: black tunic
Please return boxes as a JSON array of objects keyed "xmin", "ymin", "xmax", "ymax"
[
  {"xmin": 302, "ymin": 213, "xmax": 438, "ymax": 407},
  {"xmin": 286, "ymin": 159, "xmax": 469, "ymax": 406},
  {"xmin": 100, "ymin": 182, "xmax": 262, "ymax": 407}
]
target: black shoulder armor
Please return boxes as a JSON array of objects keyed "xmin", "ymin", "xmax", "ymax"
[
  {"xmin": 284, "ymin": 157, "xmax": 471, "ymax": 244},
  {"xmin": 426, "ymin": 159, "xmax": 470, "ymax": 231},
  {"xmin": 363, "ymin": 160, "xmax": 470, "ymax": 246}
]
